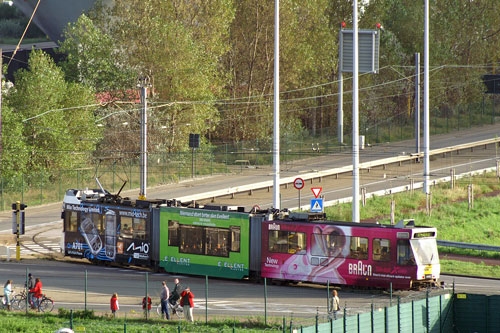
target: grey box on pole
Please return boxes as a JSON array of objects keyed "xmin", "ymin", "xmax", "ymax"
[{"xmin": 340, "ymin": 29, "xmax": 380, "ymax": 74}]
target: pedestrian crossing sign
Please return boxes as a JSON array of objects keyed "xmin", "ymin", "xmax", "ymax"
[{"xmin": 310, "ymin": 198, "xmax": 324, "ymax": 212}]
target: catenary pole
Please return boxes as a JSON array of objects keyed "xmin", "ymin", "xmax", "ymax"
[
  {"xmin": 415, "ymin": 53, "xmax": 420, "ymax": 155},
  {"xmin": 273, "ymin": 0, "xmax": 280, "ymax": 209},
  {"xmin": 352, "ymin": 0, "xmax": 360, "ymax": 223},
  {"xmin": 338, "ymin": 30, "xmax": 343, "ymax": 144},
  {"xmin": 140, "ymin": 85, "xmax": 148, "ymax": 199},
  {"xmin": 423, "ymin": 0, "xmax": 430, "ymax": 194}
]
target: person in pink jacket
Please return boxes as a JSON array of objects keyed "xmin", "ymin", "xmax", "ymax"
[{"xmin": 180, "ymin": 287, "xmax": 194, "ymax": 322}]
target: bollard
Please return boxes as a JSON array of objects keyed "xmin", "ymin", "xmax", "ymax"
[
  {"xmin": 290, "ymin": 314, "xmax": 293, "ymax": 333},
  {"xmin": 25, "ymin": 268, "xmax": 29, "ymax": 314},
  {"xmin": 124, "ymin": 313, "xmax": 127, "ymax": 333},
  {"xmin": 70, "ymin": 309, "xmax": 73, "ymax": 329},
  {"xmin": 145, "ymin": 272, "xmax": 149, "ymax": 320},
  {"xmin": 283, "ymin": 316, "xmax": 286, "ymax": 333}
]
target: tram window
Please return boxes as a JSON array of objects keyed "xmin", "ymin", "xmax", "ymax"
[
  {"xmin": 288, "ymin": 232, "xmax": 306, "ymax": 254},
  {"xmin": 168, "ymin": 220, "xmax": 179, "ymax": 246},
  {"xmin": 373, "ymin": 238, "xmax": 391, "ymax": 261},
  {"xmin": 205, "ymin": 227, "xmax": 230, "ymax": 257},
  {"xmin": 268, "ymin": 230, "xmax": 288, "ymax": 253},
  {"xmin": 348, "ymin": 236, "xmax": 368, "ymax": 260},
  {"xmin": 311, "ymin": 233, "xmax": 343, "ymax": 257},
  {"xmin": 133, "ymin": 218, "xmax": 146, "ymax": 240},
  {"xmin": 230, "ymin": 227, "xmax": 240, "ymax": 252},
  {"xmin": 65, "ymin": 211, "xmax": 78, "ymax": 232},
  {"xmin": 121, "ymin": 216, "xmax": 134, "ymax": 238},
  {"xmin": 268, "ymin": 230, "xmax": 306, "ymax": 254},
  {"xmin": 397, "ymin": 239, "xmax": 415, "ymax": 265},
  {"xmin": 91, "ymin": 213, "xmax": 104, "ymax": 232},
  {"xmin": 179, "ymin": 225, "xmax": 203, "ymax": 255}
]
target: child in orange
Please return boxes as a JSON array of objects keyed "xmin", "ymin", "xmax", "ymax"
[{"xmin": 110, "ymin": 293, "xmax": 119, "ymax": 317}]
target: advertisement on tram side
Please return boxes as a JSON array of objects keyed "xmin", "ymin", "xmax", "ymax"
[
  {"xmin": 260, "ymin": 221, "xmax": 418, "ymax": 289},
  {"xmin": 158, "ymin": 206, "xmax": 250, "ymax": 279},
  {"xmin": 63, "ymin": 202, "xmax": 152, "ymax": 265}
]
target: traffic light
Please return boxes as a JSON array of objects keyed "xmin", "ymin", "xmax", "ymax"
[
  {"xmin": 189, "ymin": 133, "xmax": 200, "ymax": 148},
  {"xmin": 11, "ymin": 202, "xmax": 27, "ymax": 235}
]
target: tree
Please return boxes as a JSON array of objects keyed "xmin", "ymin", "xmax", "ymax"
[
  {"xmin": 59, "ymin": 14, "xmax": 135, "ymax": 96},
  {"xmin": 5, "ymin": 50, "xmax": 101, "ymax": 174}
]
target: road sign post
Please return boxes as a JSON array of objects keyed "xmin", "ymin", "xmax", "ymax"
[{"xmin": 294, "ymin": 178, "xmax": 305, "ymax": 209}]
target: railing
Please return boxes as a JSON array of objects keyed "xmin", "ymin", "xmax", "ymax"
[{"xmin": 437, "ymin": 240, "xmax": 500, "ymax": 252}]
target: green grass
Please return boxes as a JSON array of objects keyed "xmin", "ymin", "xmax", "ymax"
[
  {"xmin": 0, "ymin": 311, "xmax": 283, "ymax": 333},
  {"xmin": 324, "ymin": 172, "xmax": 500, "ymax": 278}
]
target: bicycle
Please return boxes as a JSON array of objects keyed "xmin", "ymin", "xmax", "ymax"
[
  {"xmin": 156, "ymin": 300, "xmax": 183, "ymax": 319},
  {"xmin": 16, "ymin": 292, "xmax": 54, "ymax": 313}
]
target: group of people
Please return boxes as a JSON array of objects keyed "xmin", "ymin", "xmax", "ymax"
[
  {"xmin": 110, "ymin": 278, "xmax": 195, "ymax": 322},
  {"xmin": 2, "ymin": 274, "xmax": 43, "ymax": 311}
]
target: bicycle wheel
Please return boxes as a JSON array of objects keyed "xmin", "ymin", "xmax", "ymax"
[
  {"xmin": 174, "ymin": 305, "xmax": 184, "ymax": 319},
  {"xmin": 39, "ymin": 298, "xmax": 54, "ymax": 313},
  {"xmin": 15, "ymin": 297, "xmax": 28, "ymax": 311}
]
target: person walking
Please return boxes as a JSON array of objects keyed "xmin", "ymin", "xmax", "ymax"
[
  {"xmin": 3, "ymin": 280, "xmax": 12, "ymax": 311},
  {"xmin": 160, "ymin": 281, "xmax": 170, "ymax": 320},
  {"xmin": 110, "ymin": 293, "xmax": 119, "ymax": 318},
  {"xmin": 29, "ymin": 278, "xmax": 43, "ymax": 311},
  {"xmin": 180, "ymin": 287, "xmax": 194, "ymax": 322},
  {"xmin": 329, "ymin": 290, "xmax": 341, "ymax": 320}
]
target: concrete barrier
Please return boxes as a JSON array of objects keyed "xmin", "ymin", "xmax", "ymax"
[{"xmin": 0, "ymin": 246, "xmax": 11, "ymax": 261}]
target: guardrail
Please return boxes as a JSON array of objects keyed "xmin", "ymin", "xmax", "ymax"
[
  {"xmin": 175, "ymin": 137, "xmax": 500, "ymax": 203},
  {"xmin": 437, "ymin": 240, "xmax": 500, "ymax": 252}
]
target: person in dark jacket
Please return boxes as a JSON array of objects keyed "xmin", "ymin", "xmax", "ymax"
[
  {"xmin": 180, "ymin": 287, "xmax": 194, "ymax": 322},
  {"xmin": 169, "ymin": 278, "xmax": 183, "ymax": 305},
  {"xmin": 25, "ymin": 273, "xmax": 34, "ymax": 305}
]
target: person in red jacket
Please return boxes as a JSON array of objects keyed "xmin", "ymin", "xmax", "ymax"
[
  {"xmin": 110, "ymin": 293, "xmax": 119, "ymax": 318},
  {"xmin": 142, "ymin": 294, "xmax": 152, "ymax": 317},
  {"xmin": 180, "ymin": 287, "xmax": 194, "ymax": 322},
  {"xmin": 29, "ymin": 278, "xmax": 42, "ymax": 310}
]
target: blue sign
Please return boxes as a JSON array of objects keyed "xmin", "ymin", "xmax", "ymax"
[{"xmin": 310, "ymin": 198, "xmax": 324, "ymax": 212}]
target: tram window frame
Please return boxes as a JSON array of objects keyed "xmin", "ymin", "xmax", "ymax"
[
  {"xmin": 65, "ymin": 211, "xmax": 78, "ymax": 232},
  {"xmin": 179, "ymin": 225, "xmax": 204, "ymax": 255},
  {"xmin": 268, "ymin": 230, "xmax": 306, "ymax": 254},
  {"xmin": 372, "ymin": 238, "xmax": 391, "ymax": 261},
  {"xmin": 132, "ymin": 217, "xmax": 147, "ymax": 240},
  {"xmin": 397, "ymin": 239, "xmax": 416, "ymax": 265},
  {"xmin": 230, "ymin": 226, "xmax": 240, "ymax": 252},
  {"xmin": 205, "ymin": 227, "xmax": 230, "ymax": 257},
  {"xmin": 311, "ymin": 233, "xmax": 343, "ymax": 257},
  {"xmin": 120, "ymin": 216, "xmax": 134, "ymax": 239},
  {"xmin": 91, "ymin": 213, "xmax": 104, "ymax": 232},
  {"xmin": 168, "ymin": 220, "xmax": 179, "ymax": 246},
  {"xmin": 348, "ymin": 236, "xmax": 368, "ymax": 260}
]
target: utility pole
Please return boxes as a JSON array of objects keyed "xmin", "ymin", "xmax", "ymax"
[
  {"xmin": 415, "ymin": 53, "xmax": 420, "ymax": 156},
  {"xmin": 273, "ymin": 0, "xmax": 280, "ymax": 209},
  {"xmin": 352, "ymin": 0, "xmax": 360, "ymax": 223},
  {"xmin": 423, "ymin": 0, "xmax": 430, "ymax": 194},
  {"xmin": 138, "ymin": 78, "xmax": 150, "ymax": 200}
]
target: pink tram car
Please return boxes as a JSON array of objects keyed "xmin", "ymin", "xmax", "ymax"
[{"xmin": 260, "ymin": 214, "xmax": 440, "ymax": 289}]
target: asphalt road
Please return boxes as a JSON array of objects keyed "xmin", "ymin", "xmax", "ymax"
[{"xmin": 0, "ymin": 259, "xmax": 478, "ymax": 321}]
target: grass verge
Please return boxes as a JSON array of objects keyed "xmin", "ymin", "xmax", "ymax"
[
  {"xmin": 0, "ymin": 310, "xmax": 283, "ymax": 333},
  {"xmin": 324, "ymin": 172, "xmax": 500, "ymax": 278}
]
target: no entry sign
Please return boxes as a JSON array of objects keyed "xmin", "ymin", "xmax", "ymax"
[{"xmin": 293, "ymin": 178, "xmax": 305, "ymax": 190}]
